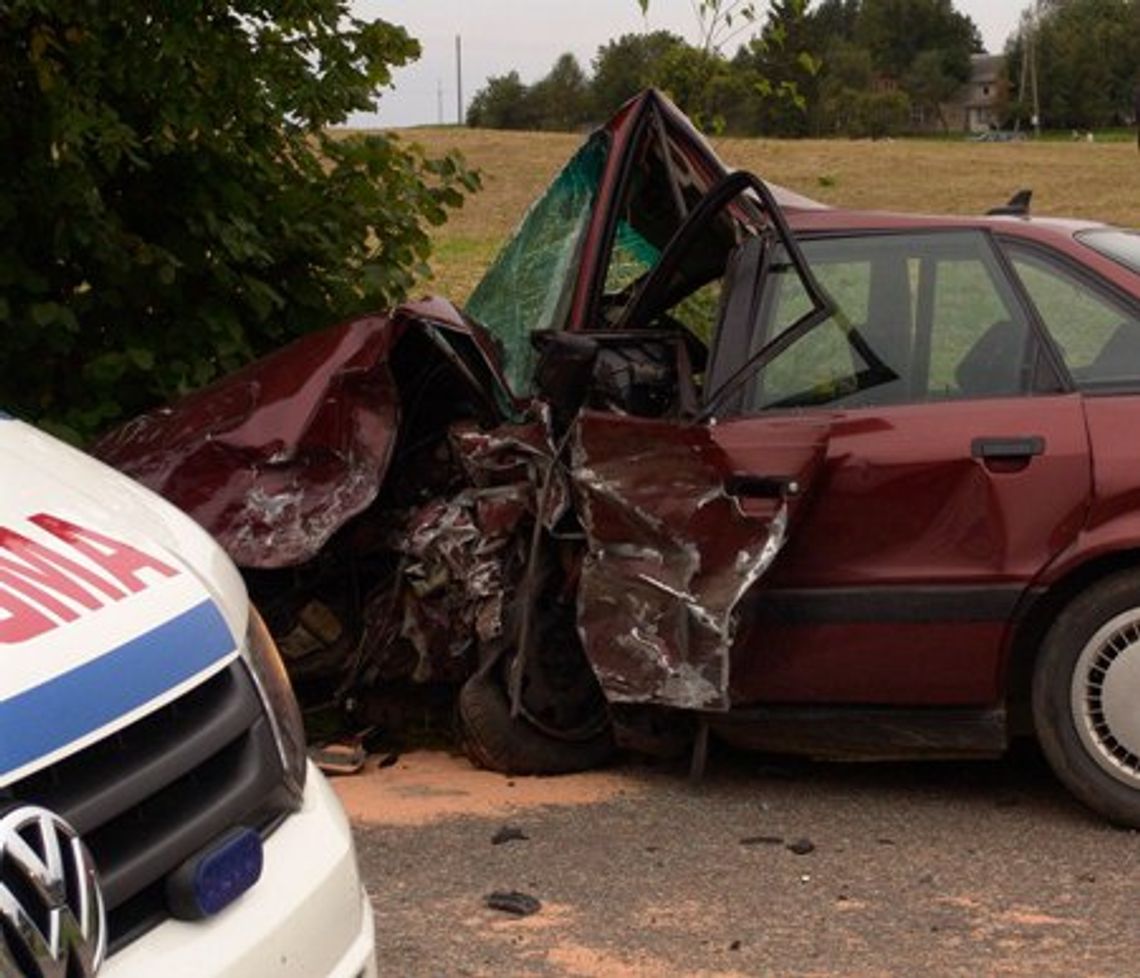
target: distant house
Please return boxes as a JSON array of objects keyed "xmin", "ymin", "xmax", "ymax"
[
  {"xmin": 912, "ymin": 53, "xmax": 1007, "ymax": 133},
  {"xmin": 952, "ymin": 54, "xmax": 1006, "ymax": 132}
]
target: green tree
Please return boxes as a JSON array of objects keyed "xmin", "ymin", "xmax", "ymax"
[
  {"xmin": 805, "ymin": 0, "xmax": 861, "ymax": 46},
  {"xmin": 823, "ymin": 86, "xmax": 911, "ymax": 137},
  {"xmin": 735, "ymin": 0, "xmax": 824, "ymax": 136},
  {"xmin": 821, "ymin": 39, "xmax": 876, "ymax": 93},
  {"xmin": 466, "ymin": 71, "xmax": 538, "ymax": 129},
  {"xmin": 816, "ymin": 40, "xmax": 874, "ymax": 134},
  {"xmin": 856, "ymin": 0, "xmax": 981, "ymax": 80},
  {"xmin": 466, "ymin": 55, "xmax": 593, "ymax": 132},
  {"xmin": 0, "ymin": 1, "xmax": 478, "ymax": 441},
  {"xmin": 860, "ymin": 88, "xmax": 912, "ymax": 137},
  {"xmin": 590, "ymin": 31, "xmax": 688, "ymax": 115},
  {"xmin": 1008, "ymin": 0, "xmax": 1139, "ymax": 129},
  {"xmin": 904, "ymin": 47, "xmax": 967, "ymax": 131},
  {"xmin": 657, "ymin": 43, "xmax": 734, "ymax": 129},
  {"xmin": 637, "ymin": 0, "xmax": 762, "ymax": 53},
  {"xmin": 529, "ymin": 54, "xmax": 593, "ymax": 130}
]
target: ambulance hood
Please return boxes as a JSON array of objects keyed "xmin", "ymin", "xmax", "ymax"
[{"xmin": 0, "ymin": 415, "xmax": 249, "ymax": 785}]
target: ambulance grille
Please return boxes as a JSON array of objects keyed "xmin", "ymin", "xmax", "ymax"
[{"xmin": 9, "ymin": 661, "xmax": 296, "ymax": 952}]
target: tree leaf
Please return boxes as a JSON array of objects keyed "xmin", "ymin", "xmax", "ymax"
[{"xmin": 0, "ymin": 1, "xmax": 477, "ymax": 442}]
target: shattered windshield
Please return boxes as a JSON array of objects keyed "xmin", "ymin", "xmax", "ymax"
[{"xmin": 464, "ymin": 134, "xmax": 608, "ymax": 394}]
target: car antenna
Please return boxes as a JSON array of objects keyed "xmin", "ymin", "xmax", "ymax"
[{"xmin": 987, "ymin": 189, "xmax": 1032, "ymax": 217}]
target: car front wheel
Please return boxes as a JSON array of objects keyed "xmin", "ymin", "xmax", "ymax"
[{"xmin": 1034, "ymin": 569, "xmax": 1140, "ymax": 827}]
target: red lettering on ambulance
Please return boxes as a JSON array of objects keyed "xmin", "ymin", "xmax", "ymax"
[
  {"xmin": 0, "ymin": 515, "xmax": 183, "ymax": 642},
  {"xmin": 0, "ymin": 528, "xmax": 127, "ymax": 621},
  {"xmin": 30, "ymin": 514, "xmax": 178, "ymax": 593},
  {"xmin": 0, "ymin": 587, "xmax": 57, "ymax": 644}
]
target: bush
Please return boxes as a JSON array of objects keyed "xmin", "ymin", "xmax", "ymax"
[
  {"xmin": 0, "ymin": 1, "xmax": 479, "ymax": 441},
  {"xmin": 823, "ymin": 87, "xmax": 911, "ymax": 138}
]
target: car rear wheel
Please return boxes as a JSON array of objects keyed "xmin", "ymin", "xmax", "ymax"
[{"xmin": 1033, "ymin": 569, "xmax": 1140, "ymax": 827}]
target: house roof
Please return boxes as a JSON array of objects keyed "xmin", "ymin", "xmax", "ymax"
[{"xmin": 971, "ymin": 54, "xmax": 1004, "ymax": 84}]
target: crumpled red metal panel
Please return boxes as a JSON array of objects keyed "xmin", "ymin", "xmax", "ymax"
[
  {"xmin": 94, "ymin": 299, "xmax": 512, "ymax": 570},
  {"xmin": 393, "ymin": 484, "xmax": 531, "ymax": 678},
  {"xmin": 450, "ymin": 411, "xmax": 569, "ymax": 529},
  {"xmin": 375, "ymin": 409, "xmax": 564, "ymax": 682},
  {"xmin": 572, "ymin": 411, "xmax": 828, "ymax": 711},
  {"xmin": 95, "ymin": 315, "xmax": 405, "ymax": 568}
]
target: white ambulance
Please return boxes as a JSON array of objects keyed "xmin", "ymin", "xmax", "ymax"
[{"xmin": 0, "ymin": 411, "xmax": 377, "ymax": 978}]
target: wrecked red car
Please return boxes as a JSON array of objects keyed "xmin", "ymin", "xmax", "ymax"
[{"xmin": 97, "ymin": 91, "xmax": 1140, "ymax": 828}]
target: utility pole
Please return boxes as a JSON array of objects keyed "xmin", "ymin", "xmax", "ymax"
[
  {"xmin": 1030, "ymin": 4, "xmax": 1040, "ymax": 139},
  {"xmin": 437, "ymin": 79, "xmax": 444, "ymax": 126},
  {"xmin": 1134, "ymin": 79, "xmax": 1140, "ymax": 152},
  {"xmin": 1015, "ymin": 26, "xmax": 1027, "ymax": 135},
  {"xmin": 1015, "ymin": 2, "xmax": 1041, "ymax": 138},
  {"xmin": 455, "ymin": 35, "xmax": 464, "ymax": 126}
]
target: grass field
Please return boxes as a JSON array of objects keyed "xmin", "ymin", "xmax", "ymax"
[{"xmin": 373, "ymin": 126, "xmax": 1140, "ymax": 303}]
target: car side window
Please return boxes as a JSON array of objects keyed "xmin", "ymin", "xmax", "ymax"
[
  {"xmin": 737, "ymin": 231, "xmax": 1039, "ymax": 412},
  {"xmin": 1005, "ymin": 242, "xmax": 1140, "ymax": 391},
  {"xmin": 747, "ymin": 257, "xmax": 871, "ymax": 407}
]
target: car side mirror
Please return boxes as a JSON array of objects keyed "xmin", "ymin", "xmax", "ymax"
[{"xmin": 531, "ymin": 332, "xmax": 599, "ymax": 433}]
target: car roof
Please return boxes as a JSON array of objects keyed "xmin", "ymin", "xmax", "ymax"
[
  {"xmin": 766, "ymin": 185, "xmax": 1140, "ymax": 293},
  {"xmin": 765, "ymin": 181, "xmax": 1107, "ymax": 238},
  {"xmin": 783, "ymin": 203, "xmax": 1105, "ymax": 239}
]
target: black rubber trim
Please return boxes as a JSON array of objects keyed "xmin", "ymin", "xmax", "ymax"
[
  {"xmin": 89, "ymin": 715, "xmax": 288, "ymax": 909},
  {"xmin": 19, "ymin": 664, "xmax": 261, "ymax": 835},
  {"xmin": 710, "ymin": 705, "xmax": 1007, "ymax": 758},
  {"xmin": 754, "ymin": 585, "xmax": 1024, "ymax": 624}
]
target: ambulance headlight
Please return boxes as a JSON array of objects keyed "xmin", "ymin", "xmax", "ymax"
[{"xmin": 242, "ymin": 605, "xmax": 307, "ymax": 804}]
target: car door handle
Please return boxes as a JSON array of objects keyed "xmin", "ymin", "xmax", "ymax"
[
  {"xmin": 970, "ymin": 436, "xmax": 1046, "ymax": 460},
  {"xmin": 725, "ymin": 474, "xmax": 801, "ymax": 499}
]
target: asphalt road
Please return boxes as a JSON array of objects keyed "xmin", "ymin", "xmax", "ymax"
[{"xmin": 339, "ymin": 744, "xmax": 1140, "ymax": 978}]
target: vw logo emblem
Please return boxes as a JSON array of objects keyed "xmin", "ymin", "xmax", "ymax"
[{"xmin": 0, "ymin": 805, "xmax": 106, "ymax": 978}]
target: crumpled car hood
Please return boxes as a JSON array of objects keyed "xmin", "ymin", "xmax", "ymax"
[{"xmin": 95, "ymin": 298, "xmax": 511, "ymax": 569}]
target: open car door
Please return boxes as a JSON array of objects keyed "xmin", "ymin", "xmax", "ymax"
[
  {"xmin": 462, "ymin": 92, "xmax": 844, "ymax": 711},
  {"xmin": 555, "ymin": 171, "xmax": 844, "ymax": 712}
]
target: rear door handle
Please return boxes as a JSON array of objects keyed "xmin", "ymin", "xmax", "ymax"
[{"xmin": 971, "ymin": 436, "xmax": 1046, "ymax": 460}]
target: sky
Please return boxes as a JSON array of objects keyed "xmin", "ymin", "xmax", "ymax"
[{"xmin": 348, "ymin": 1, "xmax": 1026, "ymax": 128}]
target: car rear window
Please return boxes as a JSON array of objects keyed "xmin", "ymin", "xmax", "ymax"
[
  {"xmin": 1006, "ymin": 241, "xmax": 1140, "ymax": 390},
  {"xmin": 1078, "ymin": 229, "xmax": 1140, "ymax": 275}
]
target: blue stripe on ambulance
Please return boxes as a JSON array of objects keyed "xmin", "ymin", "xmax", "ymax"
[{"xmin": 0, "ymin": 599, "xmax": 236, "ymax": 776}]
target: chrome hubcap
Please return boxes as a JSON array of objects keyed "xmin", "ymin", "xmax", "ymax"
[{"xmin": 1071, "ymin": 609, "xmax": 1140, "ymax": 787}]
